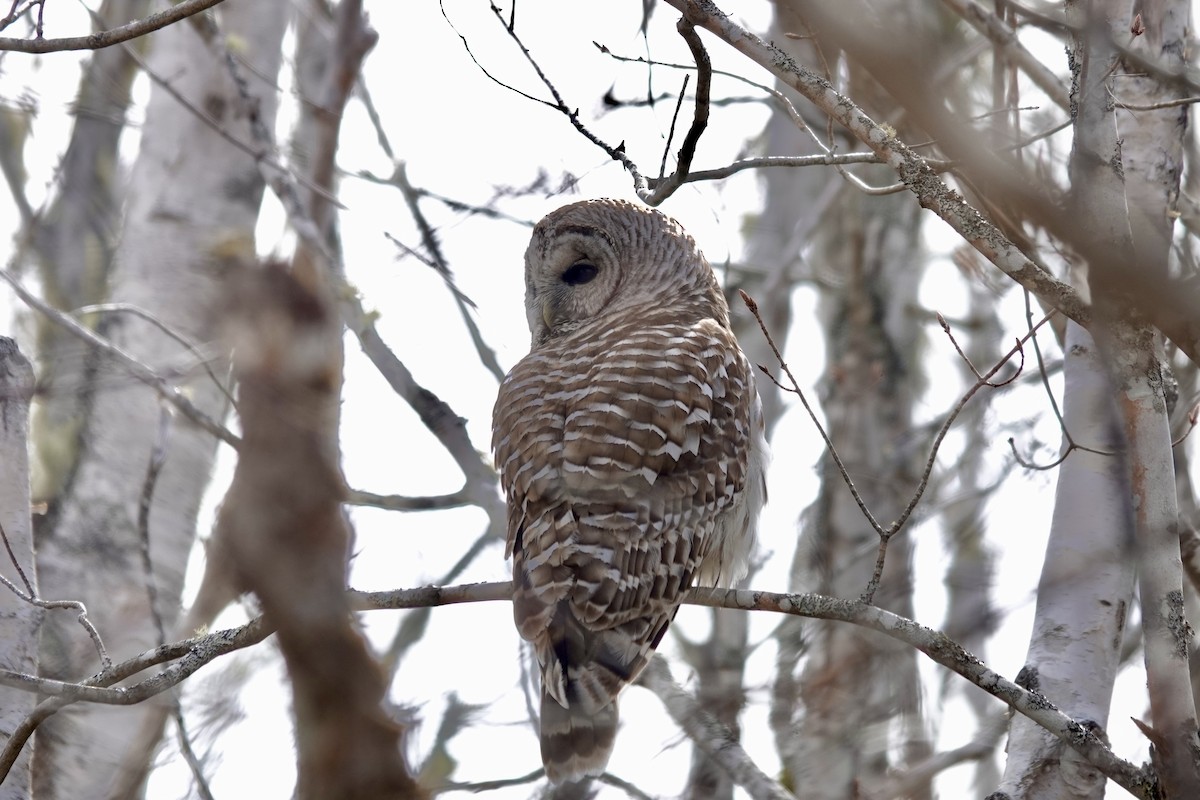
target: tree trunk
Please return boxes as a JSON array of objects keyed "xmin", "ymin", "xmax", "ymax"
[
  {"xmin": 0, "ymin": 339, "xmax": 39, "ymax": 800},
  {"xmin": 25, "ymin": 0, "xmax": 150, "ymax": 505},
  {"xmin": 1066, "ymin": 0, "xmax": 1200, "ymax": 795},
  {"xmin": 31, "ymin": 4, "xmax": 289, "ymax": 798},
  {"xmin": 997, "ymin": 322, "xmax": 1135, "ymax": 798}
]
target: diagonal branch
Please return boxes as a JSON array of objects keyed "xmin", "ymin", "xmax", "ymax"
[
  {"xmin": 0, "ymin": 0, "xmax": 225, "ymax": 52},
  {"xmin": 639, "ymin": 658, "xmax": 794, "ymax": 800},
  {"xmin": 664, "ymin": 0, "xmax": 1090, "ymax": 330},
  {"xmin": 0, "ymin": 267, "xmax": 240, "ymax": 447}
]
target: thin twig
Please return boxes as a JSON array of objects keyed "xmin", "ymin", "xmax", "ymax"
[
  {"xmin": 391, "ymin": 165, "xmax": 504, "ymax": 381},
  {"xmin": 444, "ymin": 1, "xmax": 649, "ymax": 191},
  {"xmin": 0, "ymin": 517, "xmax": 34, "ymax": 598},
  {"xmin": 740, "ymin": 289, "xmax": 886, "ymax": 538},
  {"xmin": 137, "ymin": 405, "xmax": 172, "ymax": 646},
  {"xmin": 1008, "ymin": 435, "xmax": 1071, "ymax": 471},
  {"xmin": 937, "ymin": 311, "xmax": 1022, "ymax": 387},
  {"xmin": 174, "ymin": 701, "xmax": 217, "ymax": 800},
  {"xmin": 345, "ymin": 487, "xmax": 474, "ymax": 512},
  {"xmin": 74, "ymin": 302, "xmax": 237, "ymax": 412},
  {"xmin": 0, "ymin": 267, "xmax": 240, "ymax": 447},
  {"xmin": 1116, "ymin": 95, "xmax": 1200, "ymax": 111},
  {"xmin": 0, "ymin": 0, "xmax": 34, "ymax": 34},
  {"xmin": 1172, "ymin": 401, "xmax": 1199, "ymax": 447},
  {"xmin": 0, "ymin": 520, "xmax": 111, "ymax": 668},
  {"xmin": 743, "ymin": 289, "xmax": 1055, "ymax": 602},
  {"xmin": 658, "ymin": 73, "xmax": 689, "ymax": 180},
  {"xmin": 640, "ymin": 18, "xmax": 711, "ymax": 205},
  {"xmin": 434, "ymin": 768, "xmax": 544, "ymax": 793}
]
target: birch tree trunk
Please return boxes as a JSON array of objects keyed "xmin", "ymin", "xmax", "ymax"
[
  {"xmin": 24, "ymin": 0, "xmax": 150, "ymax": 504},
  {"xmin": 763, "ymin": 5, "xmax": 946, "ymax": 795},
  {"xmin": 1066, "ymin": 1, "xmax": 1200, "ymax": 795},
  {"xmin": 31, "ymin": 4, "xmax": 289, "ymax": 798},
  {"xmin": 0, "ymin": 339, "xmax": 38, "ymax": 800},
  {"xmin": 997, "ymin": 322, "xmax": 1136, "ymax": 798}
]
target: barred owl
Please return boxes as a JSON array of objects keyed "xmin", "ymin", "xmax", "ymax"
[{"xmin": 492, "ymin": 199, "xmax": 766, "ymax": 783}]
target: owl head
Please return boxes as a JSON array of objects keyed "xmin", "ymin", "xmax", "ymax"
[{"xmin": 523, "ymin": 199, "xmax": 723, "ymax": 346}]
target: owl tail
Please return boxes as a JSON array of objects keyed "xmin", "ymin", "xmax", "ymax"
[{"xmin": 540, "ymin": 691, "xmax": 618, "ymax": 784}]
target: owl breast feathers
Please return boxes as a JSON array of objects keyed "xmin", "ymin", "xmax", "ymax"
[{"xmin": 492, "ymin": 198, "xmax": 766, "ymax": 784}]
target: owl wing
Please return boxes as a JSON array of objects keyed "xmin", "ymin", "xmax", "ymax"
[{"xmin": 492, "ymin": 314, "xmax": 754, "ymax": 711}]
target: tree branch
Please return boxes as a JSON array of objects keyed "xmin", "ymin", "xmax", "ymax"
[
  {"xmin": 0, "ymin": 0, "xmax": 225, "ymax": 52},
  {"xmin": 664, "ymin": 0, "xmax": 1091, "ymax": 331},
  {"xmin": 0, "ymin": 579, "xmax": 1155, "ymax": 796}
]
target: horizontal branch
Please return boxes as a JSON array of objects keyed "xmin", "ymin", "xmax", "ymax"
[
  {"xmin": 356, "ymin": 582, "xmax": 1150, "ymax": 797},
  {"xmin": 0, "ymin": 0, "xmax": 226, "ymax": 53},
  {"xmin": 687, "ymin": 587, "xmax": 1150, "ymax": 798},
  {"xmin": 345, "ymin": 487, "xmax": 474, "ymax": 512},
  {"xmin": 0, "ymin": 580, "xmax": 1151, "ymax": 797}
]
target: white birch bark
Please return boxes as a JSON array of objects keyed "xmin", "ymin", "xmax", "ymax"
[
  {"xmin": 0, "ymin": 338, "xmax": 39, "ymax": 800},
  {"xmin": 31, "ymin": 4, "xmax": 289, "ymax": 798},
  {"xmin": 25, "ymin": 0, "xmax": 150, "ymax": 503},
  {"xmin": 1065, "ymin": 0, "xmax": 1199, "ymax": 793},
  {"xmin": 996, "ymin": 322, "xmax": 1135, "ymax": 799}
]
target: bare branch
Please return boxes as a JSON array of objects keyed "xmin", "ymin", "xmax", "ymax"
[
  {"xmin": 0, "ymin": 519, "xmax": 111, "ymax": 669},
  {"xmin": 461, "ymin": 1, "xmax": 649, "ymax": 191},
  {"xmin": 345, "ymin": 487, "xmax": 474, "ymax": 512},
  {"xmin": 0, "ymin": 577, "xmax": 1154, "ymax": 795},
  {"xmin": 938, "ymin": 0, "xmax": 1070, "ymax": 109},
  {"xmin": 391, "ymin": 164, "xmax": 505, "ymax": 381},
  {"xmin": 0, "ymin": 0, "xmax": 226, "ymax": 53},
  {"xmin": 0, "ymin": 267, "xmax": 240, "ymax": 447},
  {"xmin": 640, "ymin": 18, "xmax": 711, "ymax": 205},
  {"xmin": 173, "ymin": 703, "xmax": 217, "ymax": 800},
  {"xmin": 74, "ymin": 303, "xmax": 237, "ymax": 411},
  {"xmin": 667, "ymin": 0, "xmax": 1091, "ymax": 330},
  {"xmin": 136, "ymin": 406, "xmax": 172, "ymax": 645},
  {"xmin": 744, "ymin": 288, "xmax": 1056, "ymax": 602},
  {"xmin": 639, "ymin": 658, "xmax": 793, "ymax": 800}
]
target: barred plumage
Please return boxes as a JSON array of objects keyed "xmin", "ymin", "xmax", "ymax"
[{"xmin": 492, "ymin": 199, "xmax": 766, "ymax": 783}]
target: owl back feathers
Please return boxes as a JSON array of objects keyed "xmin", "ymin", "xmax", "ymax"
[{"xmin": 493, "ymin": 200, "xmax": 765, "ymax": 784}]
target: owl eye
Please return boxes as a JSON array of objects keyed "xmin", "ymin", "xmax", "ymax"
[{"xmin": 561, "ymin": 262, "xmax": 599, "ymax": 286}]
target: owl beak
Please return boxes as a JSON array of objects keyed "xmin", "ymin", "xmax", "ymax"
[{"xmin": 542, "ymin": 299, "xmax": 555, "ymax": 331}]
